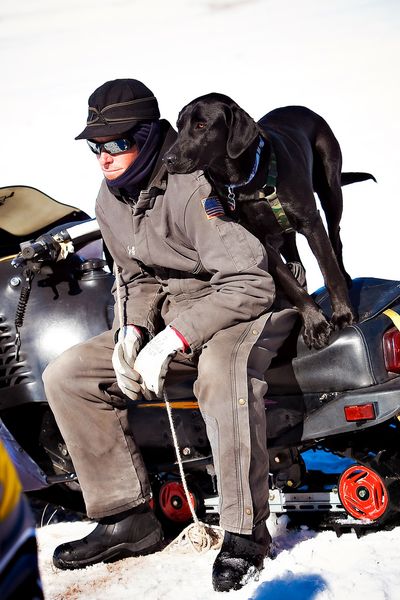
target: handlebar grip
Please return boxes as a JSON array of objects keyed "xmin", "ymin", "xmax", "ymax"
[
  {"xmin": 20, "ymin": 241, "xmax": 47, "ymax": 259},
  {"xmin": 11, "ymin": 255, "xmax": 26, "ymax": 269}
]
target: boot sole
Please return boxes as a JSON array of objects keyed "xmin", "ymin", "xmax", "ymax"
[
  {"xmin": 54, "ymin": 529, "xmax": 163, "ymax": 570},
  {"xmin": 213, "ymin": 565, "xmax": 261, "ymax": 592}
]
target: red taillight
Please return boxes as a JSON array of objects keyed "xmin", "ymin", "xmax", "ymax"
[
  {"xmin": 383, "ymin": 327, "xmax": 400, "ymax": 373},
  {"xmin": 344, "ymin": 403, "xmax": 376, "ymax": 421}
]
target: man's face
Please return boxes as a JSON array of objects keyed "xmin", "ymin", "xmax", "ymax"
[{"xmin": 92, "ymin": 136, "xmax": 139, "ymax": 180}]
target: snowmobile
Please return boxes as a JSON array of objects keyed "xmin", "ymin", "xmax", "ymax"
[{"xmin": 1, "ymin": 185, "xmax": 400, "ymax": 532}]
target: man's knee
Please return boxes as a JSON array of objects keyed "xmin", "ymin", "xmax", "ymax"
[
  {"xmin": 42, "ymin": 345, "xmax": 82, "ymax": 397},
  {"xmin": 201, "ymin": 335, "xmax": 231, "ymax": 368},
  {"xmin": 195, "ymin": 341, "xmax": 232, "ymax": 399}
]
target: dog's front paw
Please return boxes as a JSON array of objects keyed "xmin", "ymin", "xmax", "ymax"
[
  {"xmin": 302, "ymin": 310, "xmax": 332, "ymax": 350},
  {"xmin": 331, "ymin": 307, "xmax": 356, "ymax": 331}
]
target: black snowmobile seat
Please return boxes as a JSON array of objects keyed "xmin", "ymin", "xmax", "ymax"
[{"xmin": 267, "ymin": 277, "xmax": 400, "ymax": 394}]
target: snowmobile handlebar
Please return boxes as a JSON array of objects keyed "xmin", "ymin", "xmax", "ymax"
[
  {"xmin": 11, "ymin": 235, "xmax": 62, "ymax": 270},
  {"xmin": 20, "ymin": 240, "xmax": 51, "ymax": 260},
  {"xmin": 11, "ymin": 218, "xmax": 101, "ymax": 270}
]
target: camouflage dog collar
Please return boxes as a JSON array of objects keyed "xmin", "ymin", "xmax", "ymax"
[{"xmin": 261, "ymin": 151, "xmax": 294, "ymax": 234}]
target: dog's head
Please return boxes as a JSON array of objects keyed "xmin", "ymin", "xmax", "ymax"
[{"xmin": 164, "ymin": 93, "xmax": 260, "ymax": 176}]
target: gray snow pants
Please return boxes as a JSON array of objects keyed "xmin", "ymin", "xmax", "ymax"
[{"xmin": 42, "ymin": 308, "xmax": 296, "ymax": 535}]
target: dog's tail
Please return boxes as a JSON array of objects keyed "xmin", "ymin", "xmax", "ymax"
[{"xmin": 341, "ymin": 172, "xmax": 377, "ymax": 186}]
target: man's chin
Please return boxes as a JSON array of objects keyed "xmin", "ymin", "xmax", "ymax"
[{"xmin": 102, "ymin": 170, "xmax": 123, "ymax": 181}]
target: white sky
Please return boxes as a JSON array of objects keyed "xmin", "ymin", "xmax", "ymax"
[{"xmin": 0, "ymin": 0, "xmax": 399, "ymax": 290}]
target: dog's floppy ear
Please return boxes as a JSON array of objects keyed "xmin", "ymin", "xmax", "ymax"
[{"xmin": 226, "ymin": 105, "xmax": 259, "ymax": 159}]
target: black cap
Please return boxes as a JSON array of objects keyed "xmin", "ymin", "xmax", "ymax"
[{"xmin": 75, "ymin": 79, "xmax": 160, "ymax": 140}]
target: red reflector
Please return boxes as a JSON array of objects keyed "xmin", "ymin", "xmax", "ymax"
[
  {"xmin": 383, "ymin": 327, "xmax": 400, "ymax": 373},
  {"xmin": 344, "ymin": 403, "xmax": 376, "ymax": 421}
]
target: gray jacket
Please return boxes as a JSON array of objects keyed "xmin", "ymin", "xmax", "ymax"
[{"xmin": 95, "ymin": 167, "xmax": 276, "ymax": 353}]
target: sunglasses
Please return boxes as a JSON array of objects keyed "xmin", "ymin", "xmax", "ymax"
[{"xmin": 87, "ymin": 137, "xmax": 133, "ymax": 155}]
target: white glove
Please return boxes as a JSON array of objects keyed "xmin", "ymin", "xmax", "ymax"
[
  {"xmin": 134, "ymin": 326, "xmax": 185, "ymax": 399},
  {"xmin": 112, "ymin": 325, "xmax": 144, "ymax": 400}
]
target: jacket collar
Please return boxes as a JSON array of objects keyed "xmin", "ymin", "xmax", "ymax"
[{"xmin": 146, "ymin": 120, "xmax": 177, "ymax": 189}]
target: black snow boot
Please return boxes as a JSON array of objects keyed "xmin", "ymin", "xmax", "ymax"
[
  {"xmin": 212, "ymin": 520, "xmax": 271, "ymax": 592},
  {"xmin": 53, "ymin": 502, "xmax": 163, "ymax": 570}
]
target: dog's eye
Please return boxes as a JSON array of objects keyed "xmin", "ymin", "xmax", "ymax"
[{"xmin": 195, "ymin": 122, "xmax": 206, "ymax": 129}]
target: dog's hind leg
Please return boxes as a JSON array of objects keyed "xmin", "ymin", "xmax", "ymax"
[{"xmin": 313, "ymin": 138, "xmax": 352, "ymax": 288}]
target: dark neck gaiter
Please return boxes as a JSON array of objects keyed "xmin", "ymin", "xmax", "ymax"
[{"xmin": 106, "ymin": 121, "xmax": 161, "ymax": 200}]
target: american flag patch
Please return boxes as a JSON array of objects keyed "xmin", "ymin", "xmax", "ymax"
[{"xmin": 202, "ymin": 196, "xmax": 225, "ymax": 220}]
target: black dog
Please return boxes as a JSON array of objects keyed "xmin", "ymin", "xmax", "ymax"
[{"xmin": 163, "ymin": 93, "xmax": 375, "ymax": 349}]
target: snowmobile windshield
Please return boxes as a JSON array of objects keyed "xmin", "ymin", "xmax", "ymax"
[{"xmin": 0, "ymin": 185, "xmax": 90, "ymax": 257}]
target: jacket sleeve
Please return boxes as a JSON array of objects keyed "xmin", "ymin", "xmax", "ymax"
[
  {"xmin": 168, "ymin": 184, "xmax": 276, "ymax": 351},
  {"xmin": 95, "ymin": 198, "xmax": 162, "ymax": 334}
]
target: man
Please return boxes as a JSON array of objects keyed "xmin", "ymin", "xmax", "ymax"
[{"xmin": 42, "ymin": 78, "xmax": 297, "ymax": 592}]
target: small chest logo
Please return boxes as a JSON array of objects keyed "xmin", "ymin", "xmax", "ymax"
[{"xmin": 127, "ymin": 245, "xmax": 136, "ymax": 258}]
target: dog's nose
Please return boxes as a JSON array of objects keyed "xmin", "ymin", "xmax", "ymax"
[{"xmin": 163, "ymin": 152, "xmax": 177, "ymax": 168}]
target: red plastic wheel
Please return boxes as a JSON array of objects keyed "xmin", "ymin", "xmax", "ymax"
[
  {"xmin": 158, "ymin": 481, "xmax": 197, "ymax": 523},
  {"xmin": 338, "ymin": 464, "xmax": 389, "ymax": 521}
]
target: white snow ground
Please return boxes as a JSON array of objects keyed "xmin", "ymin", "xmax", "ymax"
[
  {"xmin": 36, "ymin": 515, "xmax": 400, "ymax": 600},
  {"xmin": 2, "ymin": 1, "xmax": 400, "ymax": 598}
]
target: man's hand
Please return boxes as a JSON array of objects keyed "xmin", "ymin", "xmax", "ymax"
[
  {"xmin": 112, "ymin": 325, "xmax": 144, "ymax": 400},
  {"xmin": 134, "ymin": 326, "xmax": 186, "ymax": 399}
]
